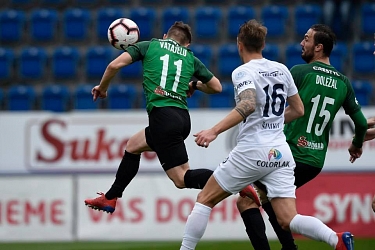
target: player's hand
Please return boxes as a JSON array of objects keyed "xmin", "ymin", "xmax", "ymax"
[
  {"xmin": 186, "ymin": 81, "xmax": 196, "ymax": 98},
  {"xmin": 367, "ymin": 117, "xmax": 375, "ymax": 128},
  {"xmin": 194, "ymin": 129, "xmax": 218, "ymax": 148},
  {"xmin": 91, "ymin": 85, "xmax": 107, "ymax": 101},
  {"xmin": 348, "ymin": 143, "xmax": 362, "ymax": 163}
]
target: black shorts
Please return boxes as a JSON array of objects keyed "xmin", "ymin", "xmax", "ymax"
[
  {"xmin": 145, "ymin": 107, "xmax": 191, "ymax": 171},
  {"xmin": 255, "ymin": 161, "xmax": 322, "ymax": 192}
]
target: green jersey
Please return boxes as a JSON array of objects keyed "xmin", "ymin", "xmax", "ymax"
[
  {"xmin": 126, "ymin": 38, "xmax": 214, "ymax": 113},
  {"xmin": 284, "ymin": 61, "xmax": 361, "ymax": 168}
]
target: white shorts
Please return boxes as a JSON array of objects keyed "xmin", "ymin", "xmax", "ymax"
[{"xmin": 213, "ymin": 143, "xmax": 296, "ymax": 199}]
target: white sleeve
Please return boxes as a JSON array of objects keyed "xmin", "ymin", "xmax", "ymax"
[
  {"xmin": 231, "ymin": 67, "xmax": 256, "ymax": 94},
  {"xmin": 285, "ymin": 70, "xmax": 298, "ymax": 97}
]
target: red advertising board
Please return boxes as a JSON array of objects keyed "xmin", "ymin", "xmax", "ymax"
[{"xmin": 296, "ymin": 173, "xmax": 375, "ymax": 238}]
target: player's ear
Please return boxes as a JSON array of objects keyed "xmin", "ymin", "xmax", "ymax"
[{"xmin": 163, "ymin": 34, "xmax": 167, "ymax": 39}]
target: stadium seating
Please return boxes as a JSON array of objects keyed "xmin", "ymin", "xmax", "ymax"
[
  {"xmin": 85, "ymin": 46, "xmax": 113, "ymax": 79},
  {"xmin": 63, "ymin": 8, "xmax": 90, "ymax": 41},
  {"xmin": 52, "ymin": 46, "xmax": 80, "ymax": 79},
  {"xmin": 330, "ymin": 42, "xmax": 347, "ymax": 73},
  {"xmin": 162, "ymin": 7, "xmax": 190, "ymax": 34},
  {"xmin": 7, "ymin": 85, "xmax": 36, "ymax": 111},
  {"xmin": 10, "ymin": 0, "xmax": 35, "ymax": 9},
  {"xmin": 187, "ymin": 90, "xmax": 205, "ymax": 109},
  {"xmin": 352, "ymin": 42, "xmax": 375, "ymax": 74},
  {"xmin": 40, "ymin": 0, "xmax": 67, "ymax": 8},
  {"xmin": 218, "ymin": 44, "xmax": 241, "ymax": 78},
  {"xmin": 189, "ymin": 44, "xmax": 213, "ymax": 69},
  {"xmin": 120, "ymin": 60, "xmax": 143, "ymax": 79},
  {"xmin": 352, "ymin": 80, "xmax": 373, "ymax": 106},
  {"xmin": 227, "ymin": 6, "xmax": 255, "ymax": 38},
  {"xmin": 0, "ymin": 48, "xmax": 14, "ymax": 81},
  {"xmin": 96, "ymin": 8, "xmax": 124, "ymax": 41},
  {"xmin": 285, "ymin": 43, "xmax": 305, "ymax": 69},
  {"xmin": 0, "ymin": 9, "xmax": 25, "ymax": 43},
  {"xmin": 30, "ymin": 9, "xmax": 58, "ymax": 42},
  {"xmin": 194, "ymin": 7, "xmax": 222, "ymax": 40},
  {"xmin": 107, "ymin": 84, "xmax": 137, "ymax": 109},
  {"xmin": 262, "ymin": 43, "xmax": 280, "ymax": 62},
  {"xmin": 0, "ymin": 88, "xmax": 3, "ymax": 109},
  {"xmin": 41, "ymin": 84, "xmax": 70, "ymax": 112},
  {"xmin": 261, "ymin": 5, "xmax": 288, "ymax": 38},
  {"xmin": 19, "ymin": 47, "xmax": 47, "ymax": 80},
  {"xmin": 129, "ymin": 8, "xmax": 156, "ymax": 40},
  {"xmin": 74, "ymin": 84, "xmax": 100, "ymax": 110},
  {"xmin": 294, "ymin": 4, "xmax": 322, "ymax": 36},
  {"xmin": 207, "ymin": 83, "xmax": 235, "ymax": 108},
  {"xmin": 360, "ymin": 3, "xmax": 375, "ymax": 37}
]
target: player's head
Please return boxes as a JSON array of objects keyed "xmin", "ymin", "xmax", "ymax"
[
  {"xmin": 300, "ymin": 24, "xmax": 336, "ymax": 63},
  {"xmin": 237, "ymin": 19, "xmax": 267, "ymax": 61},
  {"xmin": 164, "ymin": 21, "xmax": 192, "ymax": 47}
]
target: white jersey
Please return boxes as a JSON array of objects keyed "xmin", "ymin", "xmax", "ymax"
[{"xmin": 232, "ymin": 58, "xmax": 298, "ymax": 147}]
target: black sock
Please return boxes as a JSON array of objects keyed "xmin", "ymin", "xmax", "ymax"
[
  {"xmin": 263, "ymin": 202, "xmax": 298, "ymax": 250},
  {"xmin": 184, "ymin": 169, "xmax": 213, "ymax": 189},
  {"xmin": 105, "ymin": 151, "xmax": 141, "ymax": 200},
  {"xmin": 240, "ymin": 208, "xmax": 271, "ymax": 250}
]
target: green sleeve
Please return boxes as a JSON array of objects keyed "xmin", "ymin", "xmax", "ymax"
[
  {"xmin": 193, "ymin": 56, "xmax": 214, "ymax": 83},
  {"xmin": 342, "ymin": 77, "xmax": 361, "ymax": 115},
  {"xmin": 350, "ymin": 110, "xmax": 368, "ymax": 148},
  {"xmin": 125, "ymin": 41, "xmax": 151, "ymax": 62}
]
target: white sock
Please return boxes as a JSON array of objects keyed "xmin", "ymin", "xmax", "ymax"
[
  {"xmin": 180, "ymin": 202, "xmax": 212, "ymax": 250},
  {"xmin": 289, "ymin": 214, "xmax": 338, "ymax": 248}
]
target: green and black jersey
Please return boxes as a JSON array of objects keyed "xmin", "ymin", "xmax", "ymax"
[
  {"xmin": 284, "ymin": 61, "xmax": 361, "ymax": 168},
  {"xmin": 125, "ymin": 38, "xmax": 214, "ymax": 113}
]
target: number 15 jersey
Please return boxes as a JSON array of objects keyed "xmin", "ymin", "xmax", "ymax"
[{"xmin": 232, "ymin": 58, "xmax": 298, "ymax": 147}]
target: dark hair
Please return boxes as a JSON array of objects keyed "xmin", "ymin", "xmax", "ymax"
[
  {"xmin": 310, "ymin": 24, "xmax": 337, "ymax": 57},
  {"xmin": 238, "ymin": 19, "xmax": 267, "ymax": 53},
  {"xmin": 166, "ymin": 21, "xmax": 192, "ymax": 45}
]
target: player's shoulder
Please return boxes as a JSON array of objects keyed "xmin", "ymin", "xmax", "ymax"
[{"xmin": 232, "ymin": 64, "xmax": 254, "ymax": 81}]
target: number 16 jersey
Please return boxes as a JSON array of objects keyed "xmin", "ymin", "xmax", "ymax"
[{"xmin": 232, "ymin": 58, "xmax": 298, "ymax": 148}]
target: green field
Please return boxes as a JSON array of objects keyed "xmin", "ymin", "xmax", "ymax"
[{"xmin": 1, "ymin": 239, "xmax": 375, "ymax": 250}]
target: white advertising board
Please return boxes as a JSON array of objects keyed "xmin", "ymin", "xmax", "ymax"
[
  {"xmin": 0, "ymin": 108, "xmax": 374, "ymax": 174},
  {"xmin": 0, "ymin": 176, "xmax": 73, "ymax": 241}
]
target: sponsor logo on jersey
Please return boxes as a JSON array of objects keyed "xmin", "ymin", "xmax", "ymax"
[
  {"xmin": 262, "ymin": 121, "xmax": 281, "ymax": 129},
  {"xmin": 259, "ymin": 70, "xmax": 284, "ymax": 77},
  {"xmin": 297, "ymin": 136, "xmax": 324, "ymax": 150},
  {"xmin": 268, "ymin": 148, "xmax": 282, "ymax": 160},
  {"xmin": 312, "ymin": 66, "xmax": 340, "ymax": 76},
  {"xmin": 257, "ymin": 160, "xmax": 290, "ymax": 168},
  {"xmin": 235, "ymin": 80, "xmax": 253, "ymax": 91},
  {"xmin": 154, "ymin": 86, "xmax": 182, "ymax": 101},
  {"xmin": 235, "ymin": 71, "xmax": 246, "ymax": 80}
]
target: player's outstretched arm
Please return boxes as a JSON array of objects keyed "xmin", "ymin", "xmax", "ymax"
[{"xmin": 284, "ymin": 93, "xmax": 304, "ymax": 124}]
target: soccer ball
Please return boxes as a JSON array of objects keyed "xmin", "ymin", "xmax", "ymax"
[{"xmin": 107, "ymin": 18, "xmax": 140, "ymax": 50}]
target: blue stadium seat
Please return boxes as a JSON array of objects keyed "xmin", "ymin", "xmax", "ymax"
[
  {"xmin": 227, "ymin": 6, "xmax": 255, "ymax": 38},
  {"xmin": 7, "ymin": 85, "xmax": 36, "ymax": 111},
  {"xmin": 63, "ymin": 8, "xmax": 90, "ymax": 41},
  {"xmin": 0, "ymin": 48, "xmax": 14, "ymax": 81},
  {"xmin": 189, "ymin": 44, "xmax": 212, "ymax": 69},
  {"xmin": 352, "ymin": 42, "xmax": 375, "ymax": 74},
  {"xmin": 294, "ymin": 4, "xmax": 322, "ymax": 36},
  {"xmin": 352, "ymin": 80, "xmax": 373, "ymax": 106},
  {"xmin": 75, "ymin": 0, "xmax": 99, "ymax": 7},
  {"xmin": 130, "ymin": 8, "xmax": 156, "ymax": 40},
  {"xmin": 194, "ymin": 7, "xmax": 222, "ymax": 39},
  {"xmin": 285, "ymin": 43, "xmax": 305, "ymax": 69},
  {"xmin": 0, "ymin": 10, "xmax": 25, "ymax": 42},
  {"xmin": 330, "ymin": 42, "xmax": 347, "ymax": 73},
  {"xmin": 41, "ymin": 84, "xmax": 70, "ymax": 112},
  {"xmin": 74, "ymin": 84, "xmax": 99, "ymax": 110},
  {"xmin": 97, "ymin": 8, "xmax": 124, "ymax": 41},
  {"xmin": 218, "ymin": 44, "xmax": 241, "ymax": 78},
  {"xmin": 262, "ymin": 43, "xmax": 280, "ymax": 62},
  {"xmin": 40, "ymin": 0, "xmax": 68, "ymax": 8},
  {"xmin": 120, "ymin": 61, "xmax": 142, "ymax": 79},
  {"xmin": 361, "ymin": 3, "xmax": 375, "ymax": 36},
  {"xmin": 30, "ymin": 9, "xmax": 58, "ymax": 42},
  {"xmin": 52, "ymin": 46, "xmax": 80, "ymax": 79},
  {"xmin": 162, "ymin": 7, "xmax": 190, "ymax": 34},
  {"xmin": 86, "ymin": 46, "xmax": 113, "ymax": 79},
  {"xmin": 107, "ymin": 84, "xmax": 137, "ymax": 109},
  {"xmin": 261, "ymin": 5, "xmax": 288, "ymax": 37},
  {"xmin": 187, "ymin": 90, "xmax": 205, "ymax": 109},
  {"xmin": 19, "ymin": 47, "xmax": 47, "ymax": 80},
  {"xmin": 207, "ymin": 83, "xmax": 235, "ymax": 108},
  {"xmin": 108, "ymin": 0, "xmax": 131, "ymax": 4},
  {"xmin": 10, "ymin": 0, "xmax": 35, "ymax": 9}
]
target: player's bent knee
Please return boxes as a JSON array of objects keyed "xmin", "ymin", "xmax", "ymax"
[
  {"xmin": 236, "ymin": 196, "xmax": 259, "ymax": 213},
  {"xmin": 277, "ymin": 218, "xmax": 291, "ymax": 231}
]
